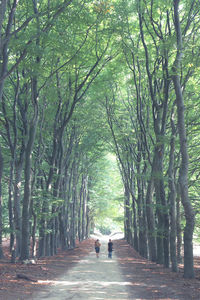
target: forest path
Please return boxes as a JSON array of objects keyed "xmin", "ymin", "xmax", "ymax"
[{"xmin": 32, "ymin": 234, "xmax": 132, "ymax": 300}]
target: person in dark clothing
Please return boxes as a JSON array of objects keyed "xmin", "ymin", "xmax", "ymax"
[{"xmin": 108, "ymin": 239, "xmax": 113, "ymax": 258}]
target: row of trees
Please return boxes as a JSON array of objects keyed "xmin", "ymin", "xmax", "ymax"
[
  {"xmin": 97, "ymin": 0, "xmax": 199, "ymax": 279},
  {"xmin": 0, "ymin": 0, "xmax": 114, "ymax": 261},
  {"xmin": 0, "ymin": 0, "xmax": 199, "ymax": 280}
]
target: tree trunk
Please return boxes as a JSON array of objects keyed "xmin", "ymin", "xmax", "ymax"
[
  {"xmin": 153, "ymin": 149, "xmax": 169, "ymax": 267},
  {"xmin": 31, "ymin": 212, "xmax": 37, "ymax": 258},
  {"xmin": 86, "ymin": 190, "xmax": 90, "ymax": 238},
  {"xmin": 0, "ymin": 146, "xmax": 4, "ymax": 258},
  {"xmin": 70, "ymin": 160, "xmax": 78, "ymax": 248},
  {"xmin": 136, "ymin": 144, "xmax": 148, "ymax": 258},
  {"xmin": 20, "ymin": 122, "xmax": 38, "ymax": 260},
  {"xmin": 81, "ymin": 176, "xmax": 87, "ymax": 240},
  {"xmin": 124, "ymin": 184, "xmax": 132, "ymax": 244},
  {"xmin": 14, "ymin": 157, "xmax": 24, "ymax": 257},
  {"xmin": 78, "ymin": 175, "xmax": 84, "ymax": 241},
  {"xmin": 38, "ymin": 194, "xmax": 46, "ymax": 258},
  {"xmin": 132, "ymin": 198, "xmax": 138, "ymax": 251},
  {"xmin": 8, "ymin": 160, "xmax": 15, "ymax": 253},
  {"xmin": 168, "ymin": 115, "xmax": 178, "ymax": 272},
  {"xmin": 176, "ymin": 186, "xmax": 182, "ymax": 263},
  {"xmin": 59, "ymin": 207, "xmax": 67, "ymax": 250},
  {"xmin": 146, "ymin": 177, "xmax": 157, "ymax": 262},
  {"xmin": 173, "ymin": 0, "xmax": 195, "ymax": 278}
]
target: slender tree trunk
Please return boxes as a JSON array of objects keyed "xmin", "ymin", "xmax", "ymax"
[
  {"xmin": 31, "ymin": 213, "xmax": 37, "ymax": 258},
  {"xmin": 124, "ymin": 184, "xmax": 132, "ymax": 244},
  {"xmin": 0, "ymin": 146, "xmax": 4, "ymax": 258},
  {"xmin": 168, "ymin": 117, "xmax": 178, "ymax": 272},
  {"xmin": 38, "ymin": 194, "xmax": 47, "ymax": 257},
  {"xmin": 70, "ymin": 160, "xmax": 78, "ymax": 248},
  {"xmin": 136, "ymin": 144, "xmax": 148, "ymax": 258},
  {"xmin": 59, "ymin": 207, "xmax": 67, "ymax": 250},
  {"xmin": 154, "ymin": 149, "xmax": 169, "ymax": 267},
  {"xmin": 86, "ymin": 190, "xmax": 90, "ymax": 238},
  {"xmin": 173, "ymin": 0, "xmax": 195, "ymax": 278},
  {"xmin": 20, "ymin": 121, "xmax": 38, "ymax": 260},
  {"xmin": 132, "ymin": 198, "xmax": 138, "ymax": 251},
  {"xmin": 146, "ymin": 177, "xmax": 157, "ymax": 262},
  {"xmin": 65, "ymin": 171, "xmax": 72, "ymax": 248},
  {"xmin": 78, "ymin": 175, "xmax": 84, "ymax": 241},
  {"xmin": 142, "ymin": 193, "xmax": 148, "ymax": 259},
  {"xmin": 14, "ymin": 158, "xmax": 24, "ymax": 257},
  {"xmin": 176, "ymin": 187, "xmax": 182, "ymax": 263},
  {"xmin": 8, "ymin": 160, "xmax": 15, "ymax": 253},
  {"xmin": 82, "ymin": 176, "xmax": 87, "ymax": 240}
]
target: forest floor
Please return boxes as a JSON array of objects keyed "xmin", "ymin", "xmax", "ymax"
[{"xmin": 0, "ymin": 235, "xmax": 200, "ymax": 299}]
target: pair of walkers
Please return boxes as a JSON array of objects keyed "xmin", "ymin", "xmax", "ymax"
[{"xmin": 94, "ymin": 239, "xmax": 113, "ymax": 258}]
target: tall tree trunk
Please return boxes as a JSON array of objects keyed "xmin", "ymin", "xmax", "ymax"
[
  {"xmin": 124, "ymin": 184, "xmax": 132, "ymax": 244},
  {"xmin": 146, "ymin": 177, "xmax": 157, "ymax": 262},
  {"xmin": 132, "ymin": 198, "xmax": 138, "ymax": 251},
  {"xmin": 176, "ymin": 187, "xmax": 182, "ymax": 263},
  {"xmin": 59, "ymin": 206, "xmax": 67, "ymax": 250},
  {"xmin": 78, "ymin": 175, "xmax": 84, "ymax": 242},
  {"xmin": 38, "ymin": 193, "xmax": 47, "ymax": 258},
  {"xmin": 86, "ymin": 190, "xmax": 90, "ymax": 238},
  {"xmin": 137, "ymin": 144, "xmax": 148, "ymax": 258},
  {"xmin": 70, "ymin": 160, "xmax": 78, "ymax": 248},
  {"xmin": 154, "ymin": 149, "xmax": 169, "ymax": 267},
  {"xmin": 20, "ymin": 121, "xmax": 38, "ymax": 260},
  {"xmin": 82, "ymin": 176, "xmax": 87, "ymax": 240},
  {"xmin": 0, "ymin": 146, "xmax": 4, "ymax": 258},
  {"xmin": 8, "ymin": 160, "xmax": 15, "ymax": 253},
  {"xmin": 173, "ymin": 0, "xmax": 195, "ymax": 278},
  {"xmin": 14, "ymin": 156, "xmax": 24, "ymax": 257},
  {"xmin": 168, "ymin": 116, "xmax": 178, "ymax": 272}
]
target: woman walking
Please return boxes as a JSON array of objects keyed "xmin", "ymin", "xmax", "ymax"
[{"xmin": 94, "ymin": 239, "xmax": 101, "ymax": 258}]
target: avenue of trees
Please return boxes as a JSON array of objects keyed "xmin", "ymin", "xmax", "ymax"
[{"xmin": 0, "ymin": 0, "xmax": 200, "ymax": 279}]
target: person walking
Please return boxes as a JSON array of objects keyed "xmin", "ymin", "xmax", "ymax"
[
  {"xmin": 108, "ymin": 239, "xmax": 113, "ymax": 258},
  {"xmin": 94, "ymin": 239, "xmax": 101, "ymax": 258}
]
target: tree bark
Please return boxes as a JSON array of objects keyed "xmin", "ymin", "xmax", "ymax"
[
  {"xmin": 146, "ymin": 177, "xmax": 157, "ymax": 262},
  {"xmin": 176, "ymin": 187, "xmax": 182, "ymax": 263},
  {"xmin": 168, "ymin": 115, "xmax": 178, "ymax": 272},
  {"xmin": 81, "ymin": 176, "xmax": 87, "ymax": 240},
  {"xmin": 0, "ymin": 146, "xmax": 4, "ymax": 258},
  {"xmin": 172, "ymin": 0, "xmax": 195, "ymax": 278},
  {"xmin": 124, "ymin": 184, "xmax": 132, "ymax": 244},
  {"xmin": 20, "ymin": 121, "xmax": 38, "ymax": 260}
]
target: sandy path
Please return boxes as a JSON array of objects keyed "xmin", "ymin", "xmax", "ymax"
[{"xmin": 32, "ymin": 236, "xmax": 133, "ymax": 300}]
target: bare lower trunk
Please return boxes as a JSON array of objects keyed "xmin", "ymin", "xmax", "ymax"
[
  {"xmin": 82, "ymin": 176, "xmax": 87, "ymax": 240},
  {"xmin": 146, "ymin": 177, "xmax": 157, "ymax": 262},
  {"xmin": 0, "ymin": 146, "xmax": 4, "ymax": 258},
  {"xmin": 14, "ymin": 159, "xmax": 23, "ymax": 257},
  {"xmin": 20, "ymin": 121, "xmax": 38, "ymax": 260},
  {"xmin": 8, "ymin": 161, "xmax": 14, "ymax": 253},
  {"xmin": 124, "ymin": 184, "xmax": 132, "ymax": 244},
  {"xmin": 168, "ymin": 118, "xmax": 178, "ymax": 272},
  {"xmin": 132, "ymin": 199, "xmax": 138, "ymax": 251},
  {"xmin": 176, "ymin": 188, "xmax": 182, "ymax": 263}
]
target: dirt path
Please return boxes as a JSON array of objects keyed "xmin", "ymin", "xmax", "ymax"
[
  {"xmin": 1, "ymin": 235, "xmax": 200, "ymax": 299},
  {"xmin": 32, "ymin": 235, "xmax": 132, "ymax": 300}
]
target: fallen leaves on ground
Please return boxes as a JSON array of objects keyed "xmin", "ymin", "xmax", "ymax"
[{"xmin": 0, "ymin": 238, "xmax": 200, "ymax": 299}]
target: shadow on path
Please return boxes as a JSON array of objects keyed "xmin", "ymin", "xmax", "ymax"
[{"xmin": 32, "ymin": 235, "xmax": 133, "ymax": 300}]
